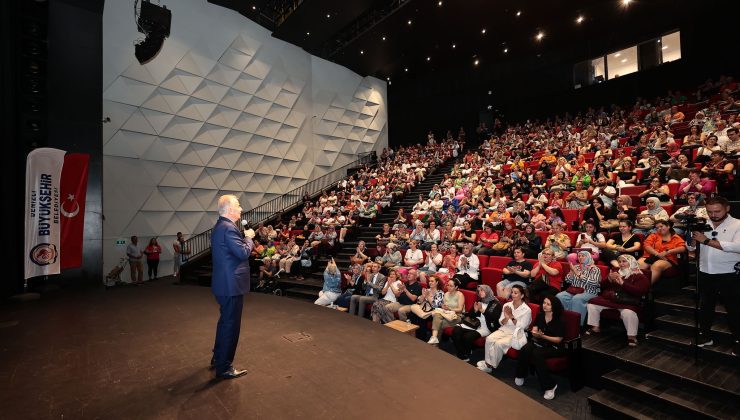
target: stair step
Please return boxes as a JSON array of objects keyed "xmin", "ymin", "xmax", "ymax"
[
  {"xmin": 588, "ymin": 389, "xmax": 672, "ymax": 419},
  {"xmin": 282, "ymin": 287, "xmax": 319, "ymax": 299},
  {"xmin": 645, "ymin": 329, "xmax": 738, "ymax": 364},
  {"xmin": 276, "ymin": 277, "xmax": 324, "ymax": 288},
  {"xmin": 654, "ymin": 293, "xmax": 727, "ymax": 315},
  {"xmin": 602, "ymin": 369, "xmax": 737, "ymax": 419},
  {"xmin": 655, "ymin": 313, "xmax": 733, "ymax": 339},
  {"xmin": 583, "ymin": 333, "xmax": 740, "ymax": 399}
]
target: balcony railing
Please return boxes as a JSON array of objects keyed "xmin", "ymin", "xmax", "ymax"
[{"xmin": 182, "ymin": 152, "xmax": 376, "ymax": 261}]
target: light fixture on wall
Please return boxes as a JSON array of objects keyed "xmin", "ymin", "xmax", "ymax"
[{"xmin": 134, "ymin": 0, "xmax": 171, "ymax": 65}]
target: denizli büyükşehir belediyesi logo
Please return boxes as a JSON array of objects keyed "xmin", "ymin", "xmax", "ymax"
[{"xmin": 30, "ymin": 243, "xmax": 58, "ymax": 266}]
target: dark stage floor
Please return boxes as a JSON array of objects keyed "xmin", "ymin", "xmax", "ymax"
[{"xmin": 0, "ymin": 279, "xmax": 568, "ymax": 419}]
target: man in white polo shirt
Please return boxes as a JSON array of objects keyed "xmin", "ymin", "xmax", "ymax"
[{"xmin": 690, "ymin": 197, "xmax": 740, "ymax": 356}]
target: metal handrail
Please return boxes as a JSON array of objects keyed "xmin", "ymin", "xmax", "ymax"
[{"xmin": 182, "ymin": 152, "xmax": 376, "ymax": 261}]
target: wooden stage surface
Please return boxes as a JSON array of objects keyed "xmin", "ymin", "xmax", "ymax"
[{"xmin": 0, "ymin": 280, "xmax": 562, "ymax": 419}]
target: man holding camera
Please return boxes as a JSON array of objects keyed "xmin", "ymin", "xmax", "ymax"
[{"xmin": 690, "ymin": 197, "xmax": 740, "ymax": 356}]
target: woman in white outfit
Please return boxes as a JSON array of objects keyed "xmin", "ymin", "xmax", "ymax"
[{"xmin": 477, "ymin": 284, "xmax": 532, "ymax": 372}]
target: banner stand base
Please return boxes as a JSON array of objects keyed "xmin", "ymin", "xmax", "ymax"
[{"xmin": 10, "ymin": 293, "xmax": 41, "ymax": 302}]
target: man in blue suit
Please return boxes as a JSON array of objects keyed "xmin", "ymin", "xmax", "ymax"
[{"xmin": 210, "ymin": 194, "xmax": 254, "ymax": 379}]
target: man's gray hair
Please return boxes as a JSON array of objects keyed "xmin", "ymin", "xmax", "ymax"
[{"xmin": 218, "ymin": 194, "xmax": 238, "ymax": 216}]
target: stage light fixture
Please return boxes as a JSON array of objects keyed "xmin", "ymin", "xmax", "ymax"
[
  {"xmin": 452, "ymin": 43, "xmax": 456, "ymax": 49},
  {"xmin": 615, "ymin": 53, "xmax": 621, "ymax": 57},
  {"xmin": 382, "ymin": 36, "xmax": 386, "ymax": 41},
  {"xmin": 306, "ymin": 32, "xmax": 310, "ymax": 35},
  {"xmin": 407, "ymin": 19, "xmax": 412, "ymax": 25},
  {"xmin": 326, "ymin": 13, "xmax": 331, "ymax": 18},
  {"xmin": 474, "ymin": 59, "xmax": 479, "ymax": 66},
  {"xmin": 481, "ymin": 28, "xmax": 486, "ymax": 34},
  {"xmin": 516, "ymin": 10, "xmax": 521, "ymax": 16},
  {"xmin": 426, "ymin": 56, "xmax": 431, "ymax": 61},
  {"xmin": 536, "ymin": 31, "xmax": 545, "ymax": 41},
  {"xmin": 438, "ymin": 1, "xmax": 442, "ymax": 6},
  {"xmin": 404, "ymin": 68, "xmax": 408, "ymax": 72},
  {"xmin": 621, "ymin": 58, "xmax": 627, "ymax": 63},
  {"xmin": 252, "ymin": 5, "xmax": 256, "ymax": 10},
  {"xmin": 622, "ymin": 0, "xmax": 632, "ymax": 6},
  {"xmin": 134, "ymin": 0, "xmax": 171, "ymax": 65},
  {"xmin": 360, "ymin": 50, "xmax": 364, "ymax": 55},
  {"xmin": 503, "ymin": 48, "xmax": 508, "ymax": 53},
  {"xmin": 576, "ymin": 15, "xmax": 584, "ymax": 23}
]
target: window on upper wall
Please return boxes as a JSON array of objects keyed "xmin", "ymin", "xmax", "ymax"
[
  {"xmin": 660, "ymin": 31, "xmax": 681, "ymax": 63},
  {"xmin": 592, "ymin": 57, "xmax": 606, "ymax": 83},
  {"xmin": 573, "ymin": 30, "xmax": 681, "ymax": 88},
  {"xmin": 606, "ymin": 46, "xmax": 638, "ymax": 80}
]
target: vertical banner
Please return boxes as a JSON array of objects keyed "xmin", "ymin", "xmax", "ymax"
[
  {"xmin": 24, "ymin": 148, "xmax": 66, "ymax": 280},
  {"xmin": 60, "ymin": 153, "xmax": 90, "ymax": 269}
]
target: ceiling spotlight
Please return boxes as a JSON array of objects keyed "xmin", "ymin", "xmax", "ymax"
[
  {"xmin": 326, "ymin": 13, "xmax": 331, "ymax": 18},
  {"xmin": 474, "ymin": 59, "xmax": 479, "ymax": 66},
  {"xmin": 662, "ymin": 45, "xmax": 668, "ymax": 50},
  {"xmin": 404, "ymin": 68, "xmax": 408, "ymax": 72},
  {"xmin": 516, "ymin": 10, "xmax": 522, "ymax": 16},
  {"xmin": 438, "ymin": 1, "xmax": 443, "ymax": 5},
  {"xmin": 386, "ymin": 77, "xmax": 390, "ymax": 81},
  {"xmin": 306, "ymin": 32, "xmax": 310, "ymax": 36},
  {"xmin": 481, "ymin": 28, "xmax": 486, "ymax": 34},
  {"xmin": 407, "ymin": 19, "xmax": 412, "ymax": 25},
  {"xmin": 503, "ymin": 48, "xmax": 508, "ymax": 53},
  {"xmin": 426, "ymin": 56, "xmax": 431, "ymax": 61},
  {"xmin": 382, "ymin": 36, "xmax": 386, "ymax": 41},
  {"xmin": 614, "ymin": 52, "xmax": 621, "ymax": 57},
  {"xmin": 535, "ymin": 31, "xmax": 545, "ymax": 41},
  {"xmin": 452, "ymin": 43, "xmax": 456, "ymax": 49},
  {"xmin": 252, "ymin": 5, "xmax": 256, "ymax": 10},
  {"xmin": 488, "ymin": 90, "xmax": 492, "ymax": 95},
  {"xmin": 576, "ymin": 15, "xmax": 585, "ymax": 24},
  {"xmin": 360, "ymin": 50, "xmax": 364, "ymax": 55},
  {"xmin": 621, "ymin": 58, "xmax": 627, "ymax": 63},
  {"xmin": 622, "ymin": 0, "xmax": 632, "ymax": 5}
]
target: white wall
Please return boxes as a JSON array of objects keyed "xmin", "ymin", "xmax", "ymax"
[{"xmin": 102, "ymin": 0, "xmax": 387, "ymax": 276}]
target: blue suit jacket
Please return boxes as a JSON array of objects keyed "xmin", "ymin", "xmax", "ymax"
[{"xmin": 211, "ymin": 216, "xmax": 253, "ymax": 296}]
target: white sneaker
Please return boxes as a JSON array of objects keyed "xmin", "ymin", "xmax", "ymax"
[
  {"xmin": 544, "ymin": 384, "xmax": 558, "ymax": 400},
  {"xmin": 515, "ymin": 377, "xmax": 525, "ymax": 386},
  {"xmin": 477, "ymin": 364, "xmax": 492, "ymax": 373},
  {"xmin": 476, "ymin": 360, "xmax": 487, "ymax": 368},
  {"xmin": 427, "ymin": 336, "xmax": 439, "ymax": 344}
]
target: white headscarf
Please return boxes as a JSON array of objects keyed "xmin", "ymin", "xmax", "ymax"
[{"xmin": 618, "ymin": 254, "xmax": 642, "ymax": 278}]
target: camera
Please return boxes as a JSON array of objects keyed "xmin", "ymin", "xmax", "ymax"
[{"xmin": 674, "ymin": 212, "xmax": 712, "ymax": 246}]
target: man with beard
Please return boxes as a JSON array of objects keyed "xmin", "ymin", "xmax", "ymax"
[{"xmin": 690, "ymin": 197, "xmax": 740, "ymax": 356}]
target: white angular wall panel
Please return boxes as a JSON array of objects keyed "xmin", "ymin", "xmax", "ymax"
[{"xmin": 103, "ymin": 0, "xmax": 387, "ymax": 276}]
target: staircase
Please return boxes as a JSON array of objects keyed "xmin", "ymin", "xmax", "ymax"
[
  {"xmin": 586, "ymin": 262, "xmax": 740, "ymax": 419},
  {"xmin": 280, "ymin": 159, "xmax": 456, "ymax": 300}
]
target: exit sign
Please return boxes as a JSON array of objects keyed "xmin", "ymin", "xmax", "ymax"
[{"xmin": 115, "ymin": 239, "xmax": 126, "ymax": 245}]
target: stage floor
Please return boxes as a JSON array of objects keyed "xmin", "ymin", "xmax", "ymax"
[{"xmin": 0, "ymin": 280, "xmax": 563, "ymax": 419}]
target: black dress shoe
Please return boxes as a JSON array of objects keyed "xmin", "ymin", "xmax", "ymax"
[{"xmin": 217, "ymin": 367, "xmax": 248, "ymax": 379}]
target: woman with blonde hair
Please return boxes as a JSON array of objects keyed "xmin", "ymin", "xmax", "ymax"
[
  {"xmin": 427, "ymin": 278, "xmax": 466, "ymax": 344},
  {"xmin": 314, "ymin": 258, "xmax": 341, "ymax": 306}
]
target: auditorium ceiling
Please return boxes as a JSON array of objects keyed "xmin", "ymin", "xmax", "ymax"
[{"xmin": 210, "ymin": 0, "xmax": 684, "ymax": 82}]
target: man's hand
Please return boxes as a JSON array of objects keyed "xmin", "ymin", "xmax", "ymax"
[{"xmin": 245, "ymin": 228, "xmax": 256, "ymax": 239}]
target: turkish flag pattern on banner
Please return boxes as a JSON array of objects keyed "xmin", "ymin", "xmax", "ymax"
[{"xmin": 60, "ymin": 153, "xmax": 90, "ymax": 269}]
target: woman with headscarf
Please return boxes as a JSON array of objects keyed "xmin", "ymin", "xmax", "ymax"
[
  {"xmin": 556, "ymin": 250, "xmax": 602, "ymax": 326},
  {"xmin": 586, "ymin": 254, "xmax": 650, "ymax": 346},
  {"xmin": 314, "ymin": 258, "xmax": 342, "ymax": 306},
  {"xmin": 614, "ymin": 195, "xmax": 637, "ymax": 224},
  {"xmin": 634, "ymin": 197, "xmax": 669, "ymax": 235},
  {"xmin": 514, "ymin": 295, "xmax": 566, "ymax": 400},
  {"xmin": 451, "ymin": 284, "xmax": 502, "ymax": 361}
]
